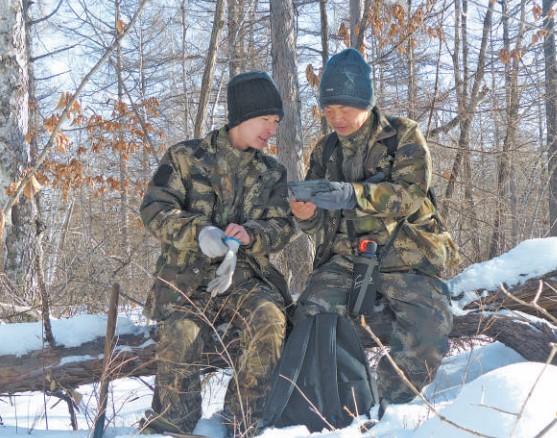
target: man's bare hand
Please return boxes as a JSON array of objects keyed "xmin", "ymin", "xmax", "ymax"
[
  {"xmin": 290, "ymin": 200, "xmax": 317, "ymax": 221},
  {"xmin": 224, "ymin": 223, "xmax": 251, "ymax": 245}
]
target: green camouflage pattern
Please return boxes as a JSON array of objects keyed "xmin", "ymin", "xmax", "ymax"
[
  {"xmin": 155, "ymin": 280, "xmax": 286, "ymax": 433},
  {"xmin": 294, "ymin": 108, "xmax": 455, "ymax": 406},
  {"xmin": 293, "ymin": 254, "xmax": 452, "ymax": 404},
  {"xmin": 140, "ymin": 127, "xmax": 294, "ymax": 433},
  {"xmin": 141, "ymin": 127, "xmax": 295, "ymax": 320},
  {"xmin": 297, "ymin": 107, "xmax": 459, "ymax": 273}
]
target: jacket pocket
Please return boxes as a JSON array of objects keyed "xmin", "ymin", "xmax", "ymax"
[{"xmin": 395, "ymin": 215, "xmax": 459, "ymax": 274}]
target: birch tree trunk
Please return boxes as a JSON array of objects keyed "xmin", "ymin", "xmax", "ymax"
[
  {"xmin": 270, "ymin": 0, "xmax": 313, "ymax": 295},
  {"xmin": 0, "ymin": 0, "xmax": 41, "ymax": 303}
]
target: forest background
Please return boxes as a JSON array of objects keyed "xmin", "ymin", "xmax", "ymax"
[{"xmin": 0, "ymin": 0, "xmax": 556, "ymax": 333}]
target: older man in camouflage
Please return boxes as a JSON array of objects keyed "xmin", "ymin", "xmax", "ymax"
[
  {"xmin": 140, "ymin": 71, "xmax": 295, "ymax": 435},
  {"xmin": 290, "ymin": 49, "xmax": 459, "ymax": 418}
]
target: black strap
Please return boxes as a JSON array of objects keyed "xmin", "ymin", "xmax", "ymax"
[
  {"xmin": 313, "ymin": 133, "xmax": 342, "ymax": 266},
  {"xmin": 260, "ymin": 316, "xmax": 314, "ymax": 425},
  {"xmin": 378, "ymin": 218, "xmax": 405, "ymax": 260},
  {"xmin": 322, "ymin": 132, "xmax": 340, "ymax": 167},
  {"xmin": 316, "ymin": 314, "xmax": 342, "ymax": 422}
]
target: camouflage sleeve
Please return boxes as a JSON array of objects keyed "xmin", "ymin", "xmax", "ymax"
[
  {"xmin": 353, "ymin": 122, "xmax": 431, "ymax": 218},
  {"xmin": 140, "ymin": 146, "xmax": 210, "ymax": 251},
  {"xmin": 242, "ymin": 163, "xmax": 295, "ymax": 256}
]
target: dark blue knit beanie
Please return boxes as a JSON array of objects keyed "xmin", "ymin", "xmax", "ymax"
[
  {"xmin": 227, "ymin": 71, "xmax": 284, "ymax": 128},
  {"xmin": 319, "ymin": 48, "xmax": 374, "ymax": 110}
]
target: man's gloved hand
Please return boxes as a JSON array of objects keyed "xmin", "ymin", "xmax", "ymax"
[
  {"xmin": 198, "ymin": 226, "xmax": 228, "ymax": 258},
  {"xmin": 207, "ymin": 237, "xmax": 241, "ymax": 297},
  {"xmin": 311, "ymin": 181, "xmax": 357, "ymax": 210}
]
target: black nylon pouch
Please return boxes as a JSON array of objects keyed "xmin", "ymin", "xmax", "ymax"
[{"xmin": 348, "ymin": 255, "xmax": 379, "ymax": 315}]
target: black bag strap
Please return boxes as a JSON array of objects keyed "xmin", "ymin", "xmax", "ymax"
[
  {"xmin": 260, "ymin": 316, "xmax": 315, "ymax": 425},
  {"xmin": 316, "ymin": 313, "xmax": 342, "ymax": 422},
  {"xmin": 322, "ymin": 132, "xmax": 340, "ymax": 169}
]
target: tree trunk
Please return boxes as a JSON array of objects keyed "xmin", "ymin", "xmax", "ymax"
[
  {"xmin": 349, "ymin": 0, "xmax": 363, "ymax": 49},
  {"xmin": 444, "ymin": 0, "xmax": 494, "ymax": 235},
  {"xmin": 490, "ymin": 0, "xmax": 526, "ymax": 258},
  {"xmin": 355, "ymin": 0, "xmax": 372, "ymax": 53},
  {"xmin": 270, "ymin": 0, "xmax": 314, "ymax": 295},
  {"xmin": 543, "ymin": 0, "xmax": 557, "ymax": 236},
  {"xmin": 406, "ymin": 0, "xmax": 417, "ymax": 121},
  {"xmin": 180, "ymin": 0, "xmax": 191, "ymax": 137},
  {"xmin": 194, "ymin": 0, "xmax": 225, "ymax": 138},
  {"xmin": 0, "ymin": 0, "xmax": 42, "ymax": 304},
  {"xmin": 319, "ymin": 0, "xmax": 330, "ymax": 136},
  {"xmin": 115, "ymin": 0, "xmax": 131, "ymax": 283},
  {"xmin": 228, "ymin": 0, "xmax": 244, "ymax": 78}
]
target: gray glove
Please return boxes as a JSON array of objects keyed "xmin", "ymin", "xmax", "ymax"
[
  {"xmin": 207, "ymin": 237, "xmax": 242, "ymax": 297},
  {"xmin": 311, "ymin": 181, "xmax": 357, "ymax": 210},
  {"xmin": 198, "ymin": 226, "xmax": 228, "ymax": 258}
]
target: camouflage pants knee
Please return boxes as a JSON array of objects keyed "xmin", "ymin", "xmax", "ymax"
[
  {"xmin": 222, "ymin": 284, "xmax": 286, "ymax": 432},
  {"xmin": 294, "ymin": 254, "xmax": 453, "ymax": 405},
  {"xmin": 154, "ymin": 313, "xmax": 209, "ymax": 433},
  {"xmin": 153, "ymin": 277, "xmax": 285, "ymax": 434},
  {"xmin": 371, "ymin": 271, "xmax": 453, "ymax": 404}
]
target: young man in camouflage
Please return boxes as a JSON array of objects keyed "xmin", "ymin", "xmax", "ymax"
[
  {"xmin": 290, "ymin": 49, "xmax": 459, "ymax": 418},
  {"xmin": 140, "ymin": 71, "xmax": 295, "ymax": 435}
]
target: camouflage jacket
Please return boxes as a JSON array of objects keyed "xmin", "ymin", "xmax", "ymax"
[
  {"xmin": 297, "ymin": 107, "xmax": 458, "ymax": 274},
  {"xmin": 141, "ymin": 127, "xmax": 295, "ymax": 320}
]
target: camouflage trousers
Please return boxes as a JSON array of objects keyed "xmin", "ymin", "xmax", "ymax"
[
  {"xmin": 153, "ymin": 277, "xmax": 286, "ymax": 434},
  {"xmin": 293, "ymin": 254, "xmax": 453, "ymax": 405}
]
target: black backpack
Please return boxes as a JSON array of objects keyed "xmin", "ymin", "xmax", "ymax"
[{"xmin": 260, "ymin": 313, "xmax": 378, "ymax": 433}]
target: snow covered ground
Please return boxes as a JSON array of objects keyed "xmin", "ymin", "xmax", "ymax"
[{"xmin": 1, "ymin": 237, "xmax": 556, "ymax": 437}]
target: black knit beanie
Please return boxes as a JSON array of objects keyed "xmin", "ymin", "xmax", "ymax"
[
  {"xmin": 319, "ymin": 48, "xmax": 374, "ymax": 110},
  {"xmin": 227, "ymin": 71, "xmax": 284, "ymax": 128}
]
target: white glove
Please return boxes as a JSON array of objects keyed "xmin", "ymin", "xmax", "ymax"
[
  {"xmin": 198, "ymin": 226, "xmax": 228, "ymax": 258},
  {"xmin": 207, "ymin": 237, "xmax": 241, "ymax": 297}
]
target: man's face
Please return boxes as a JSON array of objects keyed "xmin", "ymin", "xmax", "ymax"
[
  {"xmin": 229, "ymin": 115, "xmax": 280, "ymax": 150},
  {"xmin": 323, "ymin": 105, "xmax": 369, "ymax": 137}
]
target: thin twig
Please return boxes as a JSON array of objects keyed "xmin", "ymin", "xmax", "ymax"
[
  {"xmin": 277, "ymin": 374, "xmax": 336, "ymax": 431},
  {"xmin": 2, "ymin": 0, "xmax": 149, "ymax": 216},
  {"xmin": 157, "ymin": 277, "xmax": 250, "ymax": 430},
  {"xmin": 533, "ymin": 418, "xmax": 557, "ymax": 438},
  {"xmin": 500, "ymin": 283, "xmax": 557, "ymax": 325},
  {"xmin": 360, "ymin": 316, "xmax": 495, "ymax": 437},
  {"xmin": 510, "ymin": 343, "xmax": 557, "ymax": 437}
]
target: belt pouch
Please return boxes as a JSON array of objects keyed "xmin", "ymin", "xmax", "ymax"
[{"xmin": 348, "ymin": 255, "xmax": 379, "ymax": 315}]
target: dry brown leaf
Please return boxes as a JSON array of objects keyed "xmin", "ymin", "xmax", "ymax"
[
  {"xmin": 23, "ymin": 175, "xmax": 43, "ymax": 200},
  {"xmin": 6, "ymin": 181, "xmax": 18, "ymax": 197},
  {"xmin": 116, "ymin": 19, "xmax": 126, "ymax": 35}
]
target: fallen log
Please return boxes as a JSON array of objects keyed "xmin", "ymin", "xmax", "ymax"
[
  {"xmin": 1, "ymin": 308, "xmax": 555, "ymax": 394},
  {"xmin": 463, "ymin": 270, "xmax": 557, "ymax": 320},
  {"xmin": 0, "ymin": 330, "xmax": 158, "ymax": 394},
  {"xmin": 2, "ymin": 271, "xmax": 556, "ymax": 394}
]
